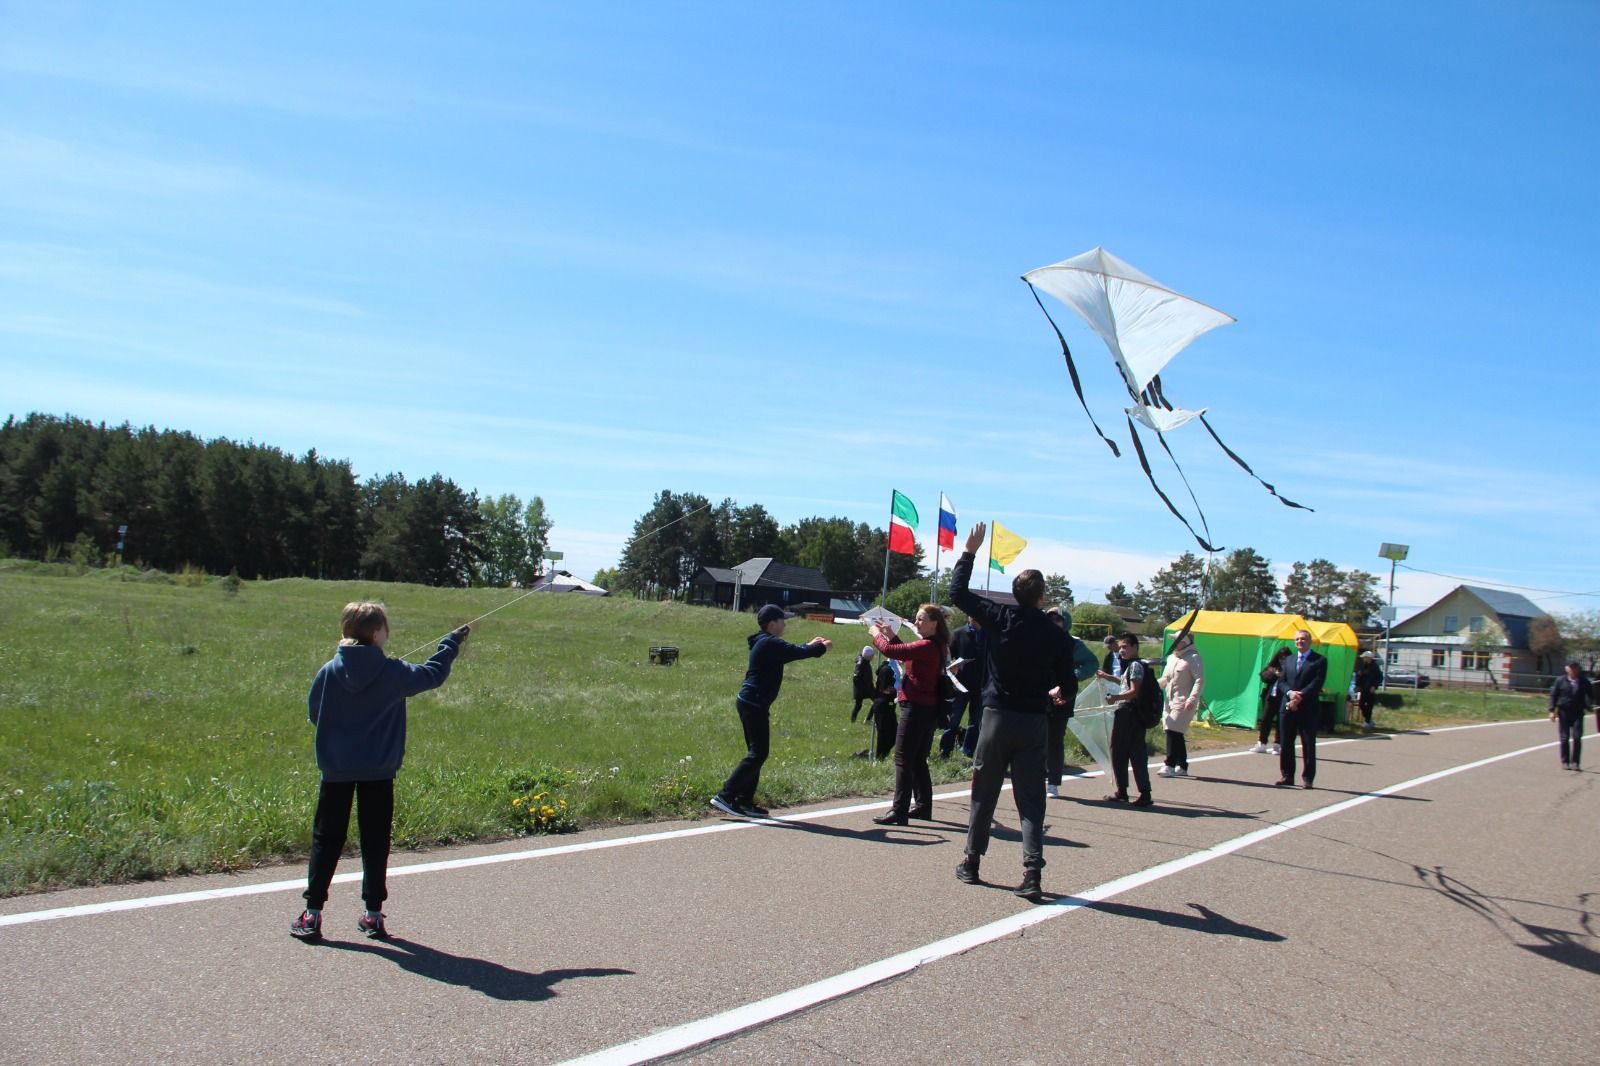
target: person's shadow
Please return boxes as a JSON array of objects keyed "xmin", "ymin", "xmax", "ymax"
[{"xmin": 313, "ymin": 936, "xmax": 633, "ymax": 1001}]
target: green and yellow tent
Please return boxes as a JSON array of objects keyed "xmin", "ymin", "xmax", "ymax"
[{"xmin": 1163, "ymin": 611, "xmax": 1359, "ymax": 727}]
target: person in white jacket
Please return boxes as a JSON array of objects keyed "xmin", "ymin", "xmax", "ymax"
[{"xmin": 1158, "ymin": 633, "xmax": 1205, "ymax": 778}]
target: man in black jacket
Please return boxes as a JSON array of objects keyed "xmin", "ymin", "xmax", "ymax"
[
  {"xmin": 939, "ymin": 616, "xmax": 985, "ymax": 759},
  {"xmin": 1549, "ymin": 661, "xmax": 1592, "ymax": 770},
  {"xmin": 1276, "ymin": 629, "xmax": 1327, "ymax": 789},
  {"xmin": 711, "ymin": 605, "xmax": 831, "ymax": 818},
  {"xmin": 1104, "ymin": 632, "xmax": 1156, "ymax": 806},
  {"xmin": 948, "ymin": 522, "xmax": 1076, "ymax": 902}
]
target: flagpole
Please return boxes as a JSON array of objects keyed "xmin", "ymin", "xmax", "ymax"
[
  {"xmin": 879, "ymin": 489, "xmax": 893, "ymax": 606},
  {"xmin": 985, "ymin": 520, "xmax": 994, "ymax": 594},
  {"xmin": 931, "ymin": 490, "xmax": 942, "ymax": 606}
]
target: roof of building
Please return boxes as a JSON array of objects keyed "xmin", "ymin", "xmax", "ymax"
[
  {"xmin": 1460, "ymin": 585, "xmax": 1542, "ymax": 619},
  {"xmin": 730, "ymin": 557, "xmax": 832, "ymax": 592}
]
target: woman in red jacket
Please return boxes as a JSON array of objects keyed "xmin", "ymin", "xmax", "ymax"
[{"xmin": 870, "ymin": 605, "xmax": 951, "ymax": 826}]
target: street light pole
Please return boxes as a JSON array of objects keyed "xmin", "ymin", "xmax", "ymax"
[{"xmin": 1377, "ymin": 543, "xmax": 1409, "ymax": 691}]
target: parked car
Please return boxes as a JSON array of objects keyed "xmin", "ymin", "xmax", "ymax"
[{"xmin": 1386, "ymin": 670, "xmax": 1431, "ymax": 689}]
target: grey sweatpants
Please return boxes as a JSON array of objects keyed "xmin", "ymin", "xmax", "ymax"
[{"xmin": 964, "ymin": 706, "xmax": 1048, "ymax": 870}]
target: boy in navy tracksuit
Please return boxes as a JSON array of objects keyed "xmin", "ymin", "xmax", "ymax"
[
  {"xmin": 711, "ymin": 604, "xmax": 831, "ymax": 818},
  {"xmin": 291, "ymin": 602, "xmax": 468, "ymax": 941}
]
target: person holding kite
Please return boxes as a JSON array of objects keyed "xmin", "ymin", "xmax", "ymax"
[
  {"xmin": 869, "ymin": 605, "xmax": 950, "ymax": 825},
  {"xmin": 1103, "ymin": 633, "xmax": 1158, "ymax": 807}
]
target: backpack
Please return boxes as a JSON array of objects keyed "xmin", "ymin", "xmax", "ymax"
[{"xmin": 1131, "ymin": 661, "xmax": 1162, "ymax": 728}]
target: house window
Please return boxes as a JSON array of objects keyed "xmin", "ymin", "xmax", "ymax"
[
  {"xmin": 1387, "ymin": 650, "xmax": 1399, "ymax": 665},
  {"xmin": 1468, "ymin": 616, "xmax": 1485, "ymax": 633},
  {"xmin": 1431, "ymin": 649, "xmax": 1446, "ymax": 668},
  {"xmin": 1460, "ymin": 651, "xmax": 1492, "ymax": 670},
  {"xmin": 1443, "ymin": 615, "xmax": 1459, "ymax": 633}
]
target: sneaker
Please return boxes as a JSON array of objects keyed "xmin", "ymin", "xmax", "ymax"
[
  {"xmin": 289, "ymin": 910, "xmax": 322, "ymax": 940},
  {"xmin": 1249, "ymin": 742, "xmax": 1270, "ymax": 754},
  {"xmin": 709, "ymin": 794, "xmax": 744, "ymax": 817},
  {"xmin": 1132, "ymin": 794, "xmax": 1154, "ymax": 807},
  {"xmin": 742, "ymin": 801, "xmax": 770, "ymax": 817},
  {"xmin": 1172, "ymin": 767, "xmax": 1187, "ymax": 778},
  {"xmin": 1157, "ymin": 765, "xmax": 1176, "ymax": 778},
  {"xmin": 1045, "ymin": 784, "xmax": 1060, "ymax": 798},
  {"xmin": 356, "ymin": 912, "xmax": 388, "ymax": 939},
  {"xmin": 1014, "ymin": 870, "xmax": 1043, "ymax": 902},
  {"xmin": 955, "ymin": 857, "xmax": 981, "ymax": 885},
  {"xmin": 1271, "ymin": 744, "xmax": 1282, "ymax": 755},
  {"xmin": 1103, "ymin": 792, "xmax": 1129, "ymax": 803},
  {"xmin": 1362, "ymin": 721, "xmax": 1375, "ymax": 732}
]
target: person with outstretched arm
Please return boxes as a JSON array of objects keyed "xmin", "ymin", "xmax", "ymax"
[
  {"xmin": 710, "ymin": 605, "xmax": 831, "ymax": 818},
  {"xmin": 947, "ymin": 522, "xmax": 1076, "ymax": 902}
]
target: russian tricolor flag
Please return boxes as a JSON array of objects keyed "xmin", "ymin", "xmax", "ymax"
[{"xmin": 937, "ymin": 493, "xmax": 957, "ymax": 550}]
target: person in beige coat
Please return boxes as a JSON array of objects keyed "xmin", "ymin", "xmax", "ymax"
[{"xmin": 1158, "ymin": 633, "xmax": 1205, "ymax": 778}]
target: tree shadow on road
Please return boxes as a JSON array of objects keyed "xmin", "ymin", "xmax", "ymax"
[
  {"xmin": 1066, "ymin": 899, "xmax": 1287, "ymax": 942},
  {"xmin": 313, "ymin": 936, "xmax": 634, "ymax": 1000}
]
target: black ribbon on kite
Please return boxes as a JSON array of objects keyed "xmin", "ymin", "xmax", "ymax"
[
  {"xmin": 1026, "ymin": 281, "xmax": 1120, "ymax": 458},
  {"xmin": 1125, "ymin": 414, "xmax": 1221, "ymax": 554},
  {"xmin": 1197, "ymin": 413, "xmax": 1314, "ymax": 512}
]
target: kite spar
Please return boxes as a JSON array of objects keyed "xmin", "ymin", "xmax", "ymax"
[{"xmin": 1023, "ymin": 248, "xmax": 1311, "ymax": 552}]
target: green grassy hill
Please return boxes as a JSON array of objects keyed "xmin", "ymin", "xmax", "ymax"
[{"xmin": 0, "ymin": 564, "xmax": 946, "ymax": 895}]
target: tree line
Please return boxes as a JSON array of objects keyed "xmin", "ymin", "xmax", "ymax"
[
  {"xmin": 600, "ymin": 489, "xmax": 931, "ymax": 600},
  {"xmin": 1103, "ymin": 549, "xmax": 1385, "ymax": 629},
  {"xmin": 0, "ymin": 413, "xmax": 549, "ymax": 587}
]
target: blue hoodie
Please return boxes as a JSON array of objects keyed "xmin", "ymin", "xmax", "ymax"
[
  {"xmin": 736, "ymin": 629, "xmax": 828, "ymax": 713},
  {"xmin": 307, "ymin": 633, "xmax": 462, "ymax": 782}
]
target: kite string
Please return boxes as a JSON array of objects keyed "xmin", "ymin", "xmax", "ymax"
[{"xmin": 397, "ymin": 500, "xmax": 714, "ymax": 660}]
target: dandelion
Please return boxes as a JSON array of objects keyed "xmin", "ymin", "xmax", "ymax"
[
  {"xmin": 609, "ymin": 766, "xmax": 620, "ymax": 775},
  {"xmin": 12, "ymin": 789, "xmax": 22, "ymax": 796}
]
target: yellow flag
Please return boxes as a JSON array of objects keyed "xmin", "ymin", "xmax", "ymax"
[{"xmin": 989, "ymin": 521, "xmax": 1027, "ymax": 570}]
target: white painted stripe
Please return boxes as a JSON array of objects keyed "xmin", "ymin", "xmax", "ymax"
[
  {"xmin": 0, "ymin": 717, "xmax": 1554, "ymax": 929},
  {"xmin": 554, "ymin": 730, "xmax": 1575, "ymax": 1066}
]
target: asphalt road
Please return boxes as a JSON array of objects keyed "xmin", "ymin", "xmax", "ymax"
[{"xmin": 1, "ymin": 719, "xmax": 1594, "ymax": 1065}]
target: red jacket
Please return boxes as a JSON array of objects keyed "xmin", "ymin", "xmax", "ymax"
[{"xmin": 872, "ymin": 632, "xmax": 945, "ymax": 707}]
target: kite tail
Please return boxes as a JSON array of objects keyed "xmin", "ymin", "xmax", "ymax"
[
  {"xmin": 1197, "ymin": 413, "xmax": 1314, "ymax": 512},
  {"xmin": 1125, "ymin": 415, "xmax": 1221, "ymax": 554},
  {"xmin": 1026, "ymin": 280, "xmax": 1120, "ymax": 458},
  {"xmin": 1152, "ymin": 426, "xmax": 1215, "ymax": 549}
]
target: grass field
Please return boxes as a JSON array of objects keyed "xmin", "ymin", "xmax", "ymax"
[{"xmin": 0, "ymin": 563, "xmax": 1548, "ymax": 896}]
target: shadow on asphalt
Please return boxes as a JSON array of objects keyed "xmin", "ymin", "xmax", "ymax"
[
  {"xmin": 1066, "ymin": 899, "xmax": 1288, "ymax": 942},
  {"xmin": 747, "ymin": 816, "xmax": 945, "ymax": 847},
  {"xmin": 1419, "ymin": 867, "xmax": 1600, "ymax": 978},
  {"xmin": 311, "ymin": 936, "xmax": 634, "ymax": 1000}
]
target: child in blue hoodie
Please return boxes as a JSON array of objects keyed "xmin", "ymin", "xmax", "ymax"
[
  {"xmin": 290, "ymin": 602, "xmax": 468, "ymax": 941},
  {"xmin": 710, "ymin": 604, "xmax": 830, "ymax": 818}
]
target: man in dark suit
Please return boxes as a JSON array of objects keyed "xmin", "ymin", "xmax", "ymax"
[{"xmin": 1276, "ymin": 628, "xmax": 1327, "ymax": 789}]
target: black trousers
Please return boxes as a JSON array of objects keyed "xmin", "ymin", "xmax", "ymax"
[
  {"xmin": 721, "ymin": 701, "xmax": 770, "ymax": 804},
  {"xmin": 965, "ymin": 707, "xmax": 1047, "ymax": 869},
  {"xmin": 1110, "ymin": 709, "xmax": 1151, "ymax": 798},
  {"xmin": 1257, "ymin": 696, "xmax": 1282, "ymax": 745},
  {"xmin": 1279, "ymin": 705, "xmax": 1318, "ymax": 784},
  {"xmin": 1357, "ymin": 689, "xmax": 1375, "ymax": 723},
  {"xmin": 890, "ymin": 702, "xmax": 938, "ymax": 814},
  {"xmin": 1556, "ymin": 710, "xmax": 1583, "ymax": 767},
  {"xmin": 1164, "ymin": 729, "xmax": 1188, "ymax": 769},
  {"xmin": 304, "ymin": 778, "xmax": 394, "ymax": 911},
  {"xmin": 939, "ymin": 687, "xmax": 979, "ymax": 757},
  {"xmin": 1045, "ymin": 707, "xmax": 1071, "ymax": 786},
  {"xmin": 867, "ymin": 698, "xmax": 897, "ymax": 759}
]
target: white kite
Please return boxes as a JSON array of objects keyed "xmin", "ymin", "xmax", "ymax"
[{"xmin": 1024, "ymin": 247, "xmax": 1310, "ymax": 551}]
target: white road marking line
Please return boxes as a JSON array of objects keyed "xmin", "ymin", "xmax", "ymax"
[
  {"xmin": 0, "ymin": 717, "xmax": 1554, "ymax": 929},
  {"xmin": 555, "ymin": 730, "xmax": 1572, "ymax": 1066}
]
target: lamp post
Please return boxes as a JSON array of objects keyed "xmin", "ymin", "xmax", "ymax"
[{"xmin": 1377, "ymin": 543, "xmax": 1409, "ymax": 690}]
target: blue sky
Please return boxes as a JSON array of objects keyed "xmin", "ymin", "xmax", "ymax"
[{"xmin": 3, "ymin": 2, "xmax": 1596, "ymax": 620}]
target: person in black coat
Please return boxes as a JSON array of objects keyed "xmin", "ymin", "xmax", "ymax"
[
  {"xmin": 850, "ymin": 645, "xmax": 876, "ymax": 722},
  {"xmin": 939, "ymin": 617, "xmax": 986, "ymax": 758},
  {"xmin": 1548, "ymin": 662, "xmax": 1592, "ymax": 770},
  {"xmin": 1276, "ymin": 629, "xmax": 1327, "ymax": 789}
]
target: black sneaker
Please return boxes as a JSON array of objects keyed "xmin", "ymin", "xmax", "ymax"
[
  {"xmin": 1014, "ymin": 870, "xmax": 1043, "ymax": 902},
  {"xmin": 955, "ymin": 858, "xmax": 981, "ymax": 885},
  {"xmin": 742, "ymin": 801, "xmax": 770, "ymax": 817},
  {"xmin": 709, "ymin": 794, "xmax": 744, "ymax": 817}
]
